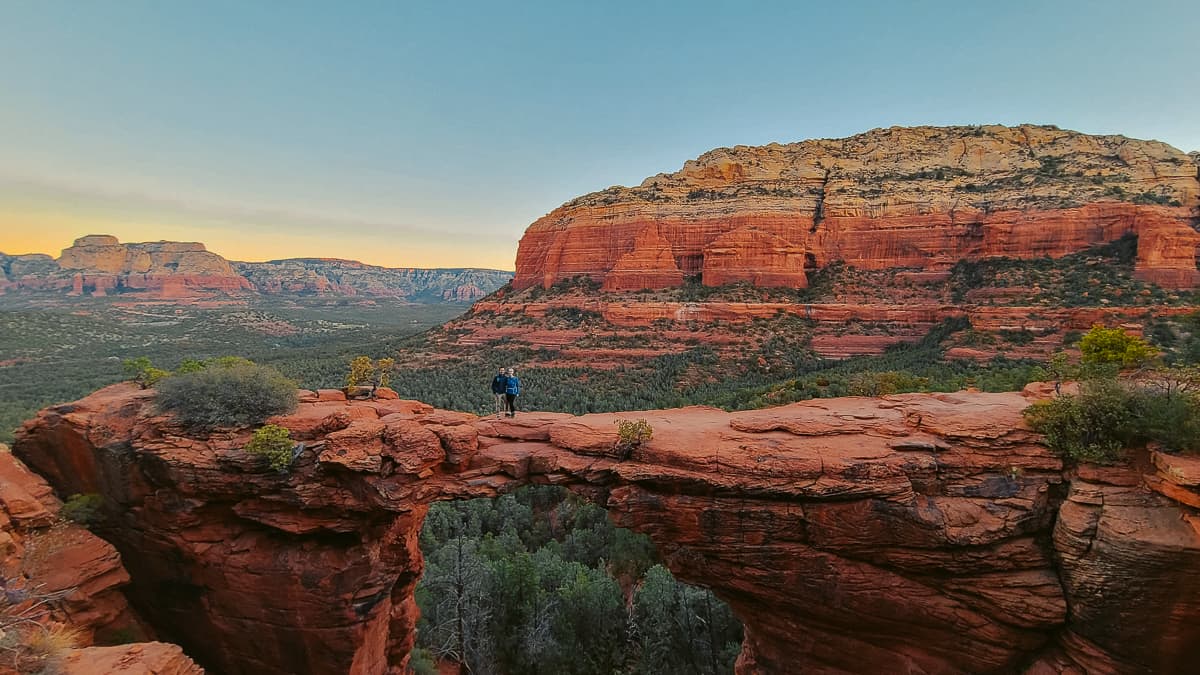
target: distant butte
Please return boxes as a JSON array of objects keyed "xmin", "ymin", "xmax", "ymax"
[
  {"xmin": 0, "ymin": 235, "xmax": 513, "ymax": 301},
  {"xmin": 514, "ymin": 124, "xmax": 1200, "ymax": 292}
]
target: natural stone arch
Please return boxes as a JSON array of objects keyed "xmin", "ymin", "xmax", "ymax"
[{"xmin": 13, "ymin": 384, "xmax": 1200, "ymax": 674}]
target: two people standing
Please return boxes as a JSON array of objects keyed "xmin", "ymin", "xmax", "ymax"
[{"xmin": 490, "ymin": 367, "xmax": 521, "ymax": 417}]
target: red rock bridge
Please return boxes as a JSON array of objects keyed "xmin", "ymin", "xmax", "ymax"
[{"xmin": 14, "ymin": 384, "xmax": 1200, "ymax": 674}]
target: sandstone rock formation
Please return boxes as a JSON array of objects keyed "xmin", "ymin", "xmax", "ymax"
[
  {"xmin": 57, "ymin": 642, "xmax": 203, "ymax": 675},
  {"xmin": 0, "ymin": 445, "xmax": 140, "ymax": 646},
  {"xmin": 514, "ymin": 125, "xmax": 1200, "ymax": 291},
  {"xmin": 601, "ymin": 224, "xmax": 684, "ymax": 291},
  {"xmin": 458, "ymin": 297, "xmax": 1197, "ymax": 361},
  {"xmin": 57, "ymin": 235, "xmax": 240, "ymax": 278},
  {"xmin": 58, "ymin": 235, "xmax": 254, "ymax": 298},
  {"xmin": 13, "ymin": 384, "xmax": 1200, "ymax": 674},
  {"xmin": 0, "ymin": 235, "xmax": 252, "ymax": 298},
  {"xmin": 0, "ymin": 236, "xmax": 512, "ymax": 301},
  {"xmin": 701, "ymin": 226, "xmax": 808, "ymax": 287}
]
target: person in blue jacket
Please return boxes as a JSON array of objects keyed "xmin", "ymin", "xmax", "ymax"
[
  {"xmin": 504, "ymin": 367, "xmax": 520, "ymax": 417},
  {"xmin": 490, "ymin": 367, "xmax": 508, "ymax": 418}
]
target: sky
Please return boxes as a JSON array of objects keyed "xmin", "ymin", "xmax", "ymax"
[{"xmin": 1, "ymin": 0, "xmax": 1197, "ymax": 270}]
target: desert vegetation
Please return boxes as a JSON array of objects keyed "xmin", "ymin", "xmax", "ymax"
[
  {"xmin": 0, "ymin": 590, "xmax": 83, "ymax": 674},
  {"xmin": 243, "ymin": 424, "xmax": 297, "ymax": 471},
  {"xmin": 413, "ymin": 486, "xmax": 741, "ymax": 675},
  {"xmin": 1024, "ymin": 326, "xmax": 1200, "ymax": 462},
  {"xmin": 153, "ymin": 357, "xmax": 298, "ymax": 431},
  {"xmin": 0, "ymin": 298, "xmax": 461, "ymax": 442}
]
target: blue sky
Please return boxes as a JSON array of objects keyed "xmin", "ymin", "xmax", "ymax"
[{"xmin": 1, "ymin": 0, "xmax": 1197, "ymax": 268}]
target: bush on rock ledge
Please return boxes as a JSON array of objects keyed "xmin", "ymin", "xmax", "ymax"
[{"xmin": 155, "ymin": 360, "xmax": 298, "ymax": 432}]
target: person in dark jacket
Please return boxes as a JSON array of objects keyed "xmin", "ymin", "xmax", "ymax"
[
  {"xmin": 490, "ymin": 368, "xmax": 508, "ymax": 418},
  {"xmin": 504, "ymin": 367, "xmax": 520, "ymax": 417}
]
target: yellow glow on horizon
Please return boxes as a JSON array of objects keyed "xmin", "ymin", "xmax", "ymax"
[{"xmin": 0, "ymin": 211, "xmax": 518, "ymax": 271}]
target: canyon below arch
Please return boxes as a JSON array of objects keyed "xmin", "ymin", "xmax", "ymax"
[{"xmin": 11, "ymin": 382, "xmax": 1200, "ymax": 674}]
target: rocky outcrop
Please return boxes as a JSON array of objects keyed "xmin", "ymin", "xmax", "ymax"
[
  {"xmin": 59, "ymin": 235, "xmax": 254, "ymax": 298},
  {"xmin": 514, "ymin": 125, "xmax": 1200, "ymax": 291},
  {"xmin": 13, "ymin": 385, "xmax": 1200, "ymax": 674},
  {"xmin": 57, "ymin": 642, "xmax": 203, "ymax": 675},
  {"xmin": 601, "ymin": 225, "xmax": 684, "ymax": 291},
  {"xmin": 0, "ymin": 237, "xmax": 512, "ymax": 301},
  {"xmin": 0, "ymin": 445, "xmax": 143, "ymax": 650},
  {"xmin": 0, "ymin": 235, "xmax": 254, "ymax": 298},
  {"xmin": 701, "ymin": 226, "xmax": 809, "ymax": 287},
  {"xmin": 57, "ymin": 235, "xmax": 240, "ymax": 278}
]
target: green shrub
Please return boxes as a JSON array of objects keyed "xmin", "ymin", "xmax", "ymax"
[
  {"xmin": 155, "ymin": 360, "xmax": 298, "ymax": 431},
  {"xmin": 1135, "ymin": 391, "xmax": 1200, "ymax": 453},
  {"xmin": 1079, "ymin": 326, "xmax": 1158, "ymax": 368},
  {"xmin": 999, "ymin": 329, "xmax": 1036, "ymax": 345},
  {"xmin": 60, "ymin": 493, "xmax": 104, "ymax": 526},
  {"xmin": 244, "ymin": 424, "xmax": 295, "ymax": 471},
  {"xmin": 407, "ymin": 647, "xmax": 438, "ymax": 675},
  {"xmin": 347, "ymin": 355, "xmax": 375, "ymax": 387},
  {"xmin": 346, "ymin": 356, "xmax": 396, "ymax": 388},
  {"xmin": 847, "ymin": 371, "xmax": 929, "ymax": 396},
  {"xmin": 1023, "ymin": 378, "xmax": 1137, "ymax": 463},
  {"xmin": 615, "ymin": 419, "xmax": 653, "ymax": 458},
  {"xmin": 1025, "ymin": 371, "xmax": 1200, "ymax": 461},
  {"xmin": 175, "ymin": 358, "xmax": 208, "ymax": 374}
]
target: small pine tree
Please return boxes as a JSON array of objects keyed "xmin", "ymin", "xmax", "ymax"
[
  {"xmin": 347, "ymin": 356, "xmax": 375, "ymax": 387},
  {"xmin": 376, "ymin": 357, "xmax": 396, "ymax": 388}
]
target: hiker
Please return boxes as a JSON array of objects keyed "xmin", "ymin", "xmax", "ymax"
[
  {"xmin": 504, "ymin": 367, "xmax": 520, "ymax": 417},
  {"xmin": 490, "ymin": 367, "xmax": 508, "ymax": 417}
]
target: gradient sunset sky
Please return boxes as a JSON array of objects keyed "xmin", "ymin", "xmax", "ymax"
[{"xmin": 2, "ymin": 0, "xmax": 1197, "ymax": 270}]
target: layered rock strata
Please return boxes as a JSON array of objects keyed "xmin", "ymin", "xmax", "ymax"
[
  {"xmin": 0, "ymin": 236, "xmax": 512, "ymax": 301},
  {"xmin": 13, "ymin": 384, "xmax": 1200, "ymax": 674},
  {"xmin": 0, "ymin": 235, "xmax": 252, "ymax": 298},
  {"xmin": 515, "ymin": 125, "xmax": 1200, "ymax": 291},
  {"xmin": 463, "ymin": 298, "xmax": 1198, "ymax": 359}
]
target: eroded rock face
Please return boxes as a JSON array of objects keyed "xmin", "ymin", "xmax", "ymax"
[
  {"xmin": 0, "ymin": 445, "xmax": 141, "ymax": 646},
  {"xmin": 514, "ymin": 125, "xmax": 1200, "ymax": 291},
  {"xmin": 58, "ymin": 236, "xmax": 239, "ymax": 278},
  {"xmin": 13, "ymin": 385, "xmax": 1200, "ymax": 674},
  {"xmin": 57, "ymin": 642, "xmax": 203, "ymax": 675}
]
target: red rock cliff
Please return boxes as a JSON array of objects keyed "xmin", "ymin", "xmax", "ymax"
[
  {"xmin": 514, "ymin": 125, "xmax": 1200, "ymax": 291},
  {"xmin": 0, "ymin": 445, "xmax": 140, "ymax": 646},
  {"xmin": 0, "ymin": 445, "xmax": 202, "ymax": 674},
  {"xmin": 12, "ymin": 385, "xmax": 1200, "ymax": 674}
]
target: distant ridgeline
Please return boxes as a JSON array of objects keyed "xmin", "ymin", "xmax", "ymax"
[{"xmin": 0, "ymin": 234, "xmax": 513, "ymax": 302}]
